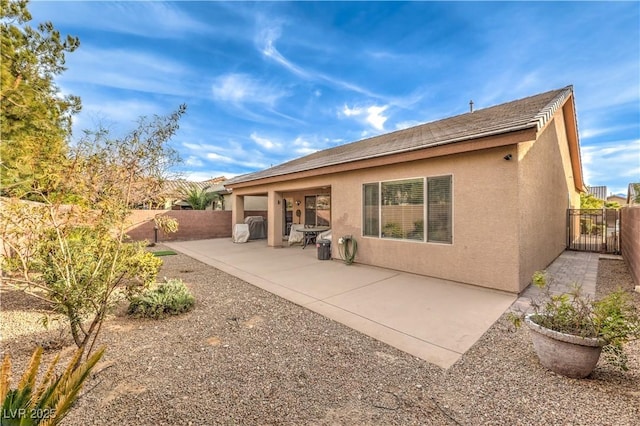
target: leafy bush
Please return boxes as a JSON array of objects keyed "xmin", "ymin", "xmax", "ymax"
[
  {"xmin": 154, "ymin": 214, "xmax": 179, "ymax": 233},
  {"xmin": 128, "ymin": 279, "xmax": 195, "ymax": 319},
  {"xmin": 1, "ymin": 346, "xmax": 104, "ymax": 425},
  {"xmin": 382, "ymin": 222, "xmax": 404, "ymax": 239},
  {"xmin": 1, "ymin": 199, "xmax": 163, "ymax": 356},
  {"xmin": 179, "ymin": 185, "xmax": 219, "ymax": 210},
  {"xmin": 511, "ymin": 271, "xmax": 640, "ymax": 370},
  {"xmin": 408, "ymin": 220, "xmax": 424, "ymax": 240}
]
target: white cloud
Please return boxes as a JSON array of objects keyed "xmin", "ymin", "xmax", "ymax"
[
  {"xmin": 366, "ymin": 105, "xmax": 389, "ymax": 131},
  {"xmin": 183, "ymin": 141, "xmax": 268, "ymax": 170},
  {"xmin": 292, "ymin": 136, "xmax": 318, "ymax": 155},
  {"xmin": 185, "ymin": 156, "xmax": 204, "ymax": 167},
  {"xmin": 250, "ymin": 132, "xmax": 282, "ymax": 150},
  {"xmin": 341, "ymin": 104, "xmax": 389, "ymax": 131},
  {"xmin": 258, "ymin": 25, "xmax": 310, "ymax": 78},
  {"xmin": 33, "ymin": 2, "xmax": 213, "ymax": 39},
  {"xmin": 211, "ymin": 73, "xmax": 287, "ymax": 107},
  {"xmin": 206, "ymin": 152, "xmax": 235, "ymax": 163},
  {"xmin": 62, "ymin": 46, "xmax": 194, "ymax": 97},
  {"xmin": 343, "ymin": 105, "xmax": 363, "ymax": 117},
  {"xmin": 183, "ymin": 171, "xmax": 241, "ymax": 182},
  {"xmin": 581, "ymin": 139, "xmax": 640, "ymax": 195},
  {"xmin": 580, "ymin": 124, "xmax": 638, "ymax": 140},
  {"xmin": 256, "ymin": 22, "xmax": 380, "ymax": 99}
]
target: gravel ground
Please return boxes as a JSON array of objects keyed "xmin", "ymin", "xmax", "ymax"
[{"xmin": 1, "ymin": 250, "xmax": 639, "ymax": 425}]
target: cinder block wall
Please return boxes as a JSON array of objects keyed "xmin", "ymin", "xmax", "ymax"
[
  {"xmin": 620, "ymin": 206, "xmax": 640, "ymax": 286},
  {"xmin": 126, "ymin": 210, "xmax": 232, "ymax": 242},
  {"xmin": 126, "ymin": 210, "xmax": 268, "ymax": 242}
]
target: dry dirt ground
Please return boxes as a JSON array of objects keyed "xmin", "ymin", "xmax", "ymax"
[{"xmin": 1, "ymin": 249, "xmax": 639, "ymax": 425}]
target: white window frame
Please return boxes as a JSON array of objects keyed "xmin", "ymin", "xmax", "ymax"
[{"xmin": 361, "ymin": 174, "xmax": 453, "ymax": 245}]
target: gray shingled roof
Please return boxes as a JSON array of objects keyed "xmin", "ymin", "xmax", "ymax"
[
  {"xmin": 227, "ymin": 86, "xmax": 573, "ymax": 185},
  {"xmin": 587, "ymin": 185, "xmax": 608, "ymax": 201},
  {"xmin": 163, "ymin": 180, "xmax": 210, "ymax": 196}
]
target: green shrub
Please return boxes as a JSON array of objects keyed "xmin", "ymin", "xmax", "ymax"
[
  {"xmin": 127, "ymin": 279, "xmax": 195, "ymax": 319},
  {"xmin": 382, "ymin": 222, "xmax": 404, "ymax": 239},
  {"xmin": 511, "ymin": 271, "xmax": 640, "ymax": 371}
]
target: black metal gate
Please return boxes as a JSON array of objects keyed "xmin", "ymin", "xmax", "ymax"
[{"xmin": 566, "ymin": 209, "xmax": 620, "ymax": 254}]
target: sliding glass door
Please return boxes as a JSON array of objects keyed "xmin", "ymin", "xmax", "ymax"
[{"xmin": 305, "ymin": 195, "xmax": 330, "ymax": 226}]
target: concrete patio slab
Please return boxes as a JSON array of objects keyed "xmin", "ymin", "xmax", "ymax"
[
  {"xmin": 322, "ymin": 273, "xmax": 514, "ymax": 354},
  {"xmin": 165, "ymin": 238, "xmax": 516, "ymax": 369}
]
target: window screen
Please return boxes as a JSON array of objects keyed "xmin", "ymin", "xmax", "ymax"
[
  {"xmin": 427, "ymin": 175, "xmax": 452, "ymax": 243},
  {"xmin": 363, "ymin": 183, "xmax": 379, "ymax": 237},
  {"xmin": 380, "ymin": 178, "xmax": 424, "ymax": 241}
]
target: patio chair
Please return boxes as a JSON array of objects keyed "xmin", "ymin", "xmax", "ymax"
[
  {"xmin": 288, "ymin": 224, "xmax": 304, "ymax": 246},
  {"xmin": 303, "ymin": 230, "xmax": 317, "ymax": 248}
]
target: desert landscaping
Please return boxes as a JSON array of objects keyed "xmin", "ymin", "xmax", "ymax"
[{"xmin": 2, "ymin": 247, "xmax": 638, "ymax": 425}]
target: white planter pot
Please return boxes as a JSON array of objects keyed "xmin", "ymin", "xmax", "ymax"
[{"xmin": 525, "ymin": 314, "xmax": 606, "ymax": 379}]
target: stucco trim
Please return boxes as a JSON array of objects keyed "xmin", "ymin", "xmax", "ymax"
[{"xmin": 562, "ymin": 98, "xmax": 586, "ymax": 192}]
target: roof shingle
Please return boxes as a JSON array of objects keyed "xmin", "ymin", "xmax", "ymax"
[{"xmin": 227, "ymin": 86, "xmax": 573, "ymax": 185}]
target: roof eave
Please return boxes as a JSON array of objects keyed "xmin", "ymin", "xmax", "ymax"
[
  {"xmin": 560, "ymin": 93, "xmax": 586, "ymax": 193},
  {"xmin": 227, "ymin": 126, "xmax": 537, "ymax": 190},
  {"xmin": 226, "ymin": 123, "xmax": 539, "ymax": 187}
]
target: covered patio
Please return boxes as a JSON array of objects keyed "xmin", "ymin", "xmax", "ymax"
[
  {"xmin": 230, "ymin": 185, "xmax": 332, "ymax": 248},
  {"xmin": 164, "ymin": 238, "xmax": 516, "ymax": 368}
]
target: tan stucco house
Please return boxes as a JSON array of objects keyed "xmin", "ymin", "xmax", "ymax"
[{"xmin": 225, "ymin": 86, "xmax": 585, "ymax": 293}]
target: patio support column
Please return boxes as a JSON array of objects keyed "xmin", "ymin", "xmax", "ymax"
[
  {"xmin": 267, "ymin": 190, "xmax": 284, "ymax": 247},
  {"xmin": 231, "ymin": 193, "xmax": 245, "ymax": 225}
]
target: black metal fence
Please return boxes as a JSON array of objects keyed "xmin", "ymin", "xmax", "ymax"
[{"xmin": 566, "ymin": 209, "xmax": 620, "ymax": 254}]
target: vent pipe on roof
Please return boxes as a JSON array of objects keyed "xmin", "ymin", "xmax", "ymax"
[{"xmin": 469, "ymin": 100, "xmax": 474, "ymax": 113}]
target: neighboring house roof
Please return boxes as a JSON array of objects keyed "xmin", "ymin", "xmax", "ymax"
[
  {"xmin": 606, "ymin": 195, "xmax": 626, "ymax": 205},
  {"xmin": 203, "ymin": 176, "xmax": 228, "ymax": 185},
  {"xmin": 587, "ymin": 185, "xmax": 607, "ymax": 200},
  {"xmin": 162, "ymin": 177, "xmax": 229, "ymax": 196},
  {"xmin": 226, "ymin": 86, "xmax": 578, "ymax": 187},
  {"xmin": 163, "ymin": 180, "xmax": 210, "ymax": 195}
]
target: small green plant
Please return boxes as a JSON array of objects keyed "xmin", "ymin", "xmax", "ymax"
[
  {"xmin": 410, "ymin": 220, "xmax": 424, "ymax": 240},
  {"xmin": 382, "ymin": 222, "xmax": 404, "ymax": 239},
  {"xmin": 151, "ymin": 250, "xmax": 177, "ymax": 257},
  {"xmin": 1, "ymin": 346, "xmax": 105, "ymax": 425},
  {"xmin": 127, "ymin": 279, "xmax": 195, "ymax": 319},
  {"xmin": 512, "ymin": 271, "xmax": 640, "ymax": 371}
]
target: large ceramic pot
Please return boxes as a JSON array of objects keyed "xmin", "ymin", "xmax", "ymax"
[{"xmin": 525, "ymin": 314, "xmax": 606, "ymax": 379}]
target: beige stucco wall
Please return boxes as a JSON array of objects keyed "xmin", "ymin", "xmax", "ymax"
[
  {"xmin": 225, "ymin": 195, "xmax": 267, "ymax": 211},
  {"xmin": 232, "ymin": 144, "xmax": 525, "ymax": 292},
  {"xmin": 516, "ymin": 109, "xmax": 581, "ymax": 291},
  {"xmin": 337, "ymin": 146, "xmax": 522, "ymax": 292},
  {"xmin": 229, "ymin": 105, "xmax": 581, "ymax": 293}
]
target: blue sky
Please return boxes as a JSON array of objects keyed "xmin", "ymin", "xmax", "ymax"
[{"xmin": 29, "ymin": 1, "xmax": 640, "ymax": 196}]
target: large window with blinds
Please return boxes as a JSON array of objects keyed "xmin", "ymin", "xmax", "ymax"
[{"xmin": 362, "ymin": 175, "xmax": 452, "ymax": 244}]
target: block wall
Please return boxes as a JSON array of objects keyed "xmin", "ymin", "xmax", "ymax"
[
  {"xmin": 621, "ymin": 206, "xmax": 640, "ymax": 286},
  {"xmin": 126, "ymin": 210, "xmax": 268, "ymax": 242}
]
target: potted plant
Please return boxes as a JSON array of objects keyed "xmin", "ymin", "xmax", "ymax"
[{"xmin": 511, "ymin": 271, "xmax": 640, "ymax": 379}]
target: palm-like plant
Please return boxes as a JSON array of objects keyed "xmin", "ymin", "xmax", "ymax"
[
  {"xmin": 1, "ymin": 346, "xmax": 105, "ymax": 425},
  {"xmin": 180, "ymin": 185, "xmax": 219, "ymax": 210}
]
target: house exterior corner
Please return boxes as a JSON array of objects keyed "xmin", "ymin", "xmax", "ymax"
[{"xmin": 516, "ymin": 97, "xmax": 583, "ymax": 291}]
